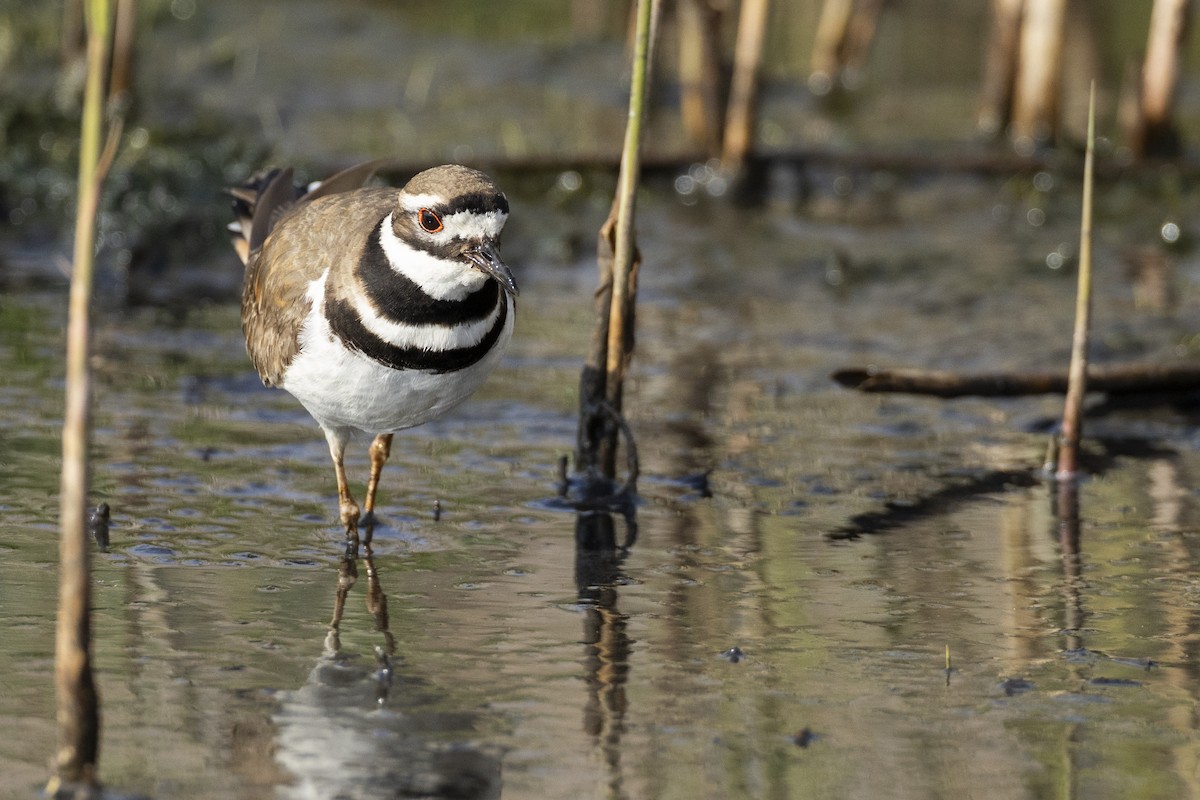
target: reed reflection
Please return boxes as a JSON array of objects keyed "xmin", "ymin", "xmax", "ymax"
[
  {"xmin": 1054, "ymin": 480, "xmax": 1085, "ymax": 655},
  {"xmin": 576, "ymin": 507, "xmax": 636, "ymax": 800}
]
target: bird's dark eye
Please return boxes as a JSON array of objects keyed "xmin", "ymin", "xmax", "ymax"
[{"xmin": 418, "ymin": 208, "xmax": 443, "ymax": 233}]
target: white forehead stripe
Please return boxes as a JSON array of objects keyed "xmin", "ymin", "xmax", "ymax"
[
  {"xmin": 442, "ymin": 209, "xmax": 507, "ymax": 240},
  {"xmin": 398, "ymin": 196, "xmax": 508, "ymax": 239},
  {"xmin": 400, "ymin": 192, "xmax": 441, "ymax": 212}
]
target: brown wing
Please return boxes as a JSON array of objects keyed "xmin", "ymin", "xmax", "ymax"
[
  {"xmin": 240, "ymin": 187, "xmax": 398, "ymax": 386},
  {"xmin": 298, "ymin": 158, "xmax": 396, "ymax": 204}
]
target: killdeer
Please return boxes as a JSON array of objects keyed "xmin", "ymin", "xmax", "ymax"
[{"xmin": 228, "ymin": 161, "xmax": 518, "ymax": 541}]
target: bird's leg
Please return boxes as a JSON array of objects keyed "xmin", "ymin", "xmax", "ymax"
[
  {"xmin": 324, "ymin": 428, "xmax": 360, "ymax": 542},
  {"xmin": 361, "ymin": 433, "xmax": 394, "ymax": 536}
]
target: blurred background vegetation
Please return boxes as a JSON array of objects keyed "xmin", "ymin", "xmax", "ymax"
[{"xmin": 3, "ymin": 0, "xmax": 1200, "ymax": 305}]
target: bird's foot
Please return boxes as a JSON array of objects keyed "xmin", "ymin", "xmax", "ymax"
[{"xmin": 338, "ymin": 499, "xmax": 361, "ymax": 542}]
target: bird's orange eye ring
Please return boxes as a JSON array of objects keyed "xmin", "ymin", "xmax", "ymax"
[{"xmin": 418, "ymin": 208, "xmax": 443, "ymax": 233}]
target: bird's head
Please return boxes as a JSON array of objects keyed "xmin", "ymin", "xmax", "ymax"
[{"xmin": 392, "ymin": 165, "xmax": 518, "ymax": 298}]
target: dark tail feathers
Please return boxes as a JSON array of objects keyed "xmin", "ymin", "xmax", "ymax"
[{"xmin": 226, "ymin": 158, "xmax": 396, "ymax": 265}]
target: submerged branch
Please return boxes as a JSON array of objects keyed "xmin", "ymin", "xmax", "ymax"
[{"xmin": 832, "ymin": 362, "xmax": 1200, "ymax": 398}]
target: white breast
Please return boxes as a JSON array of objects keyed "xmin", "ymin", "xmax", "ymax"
[{"xmin": 280, "ymin": 271, "xmax": 515, "ymax": 435}]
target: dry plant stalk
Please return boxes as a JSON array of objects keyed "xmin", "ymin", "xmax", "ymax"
[
  {"xmin": 109, "ymin": 0, "xmax": 136, "ymax": 104},
  {"xmin": 1135, "ymin": 0, "xmax": 1189, "ymax": 156},
  {"xmin": 1056, "ymin": 82, "xmax": 1097, "ymax": 479},
  {"xmin": 809, "ymin": 0, "xmax": 884, "ymax": 92},
  {"xmin": 52, "ymin": 0, "xmax": 119, "ymax": 792},
  {"xmin": 678, "ymin": 0, "xmax": 723, "ymax": 155},
  {"xmin": 977, "ymin": 0, "xmax": 1024, "ymax": 136},
  {"xmin": 810, "ymin": 0, "xmax": 856, "ymax": 84},
  {"xmin": 577, "ymin": 0, "xmax": 659, "ymax": 481},
  {"xmin": 721, "ymin": 0, "xmax": 770, "ymax": 171},
  {"xmin": 604, "ymin": 0, "xmax": 658, "ymax": 403},
  {"xmin": 1011, "ymin": 0, "xmax": 1067, "ymax": 144}
]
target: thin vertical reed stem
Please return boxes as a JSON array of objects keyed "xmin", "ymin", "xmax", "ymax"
[
  {"xmin": 596, "ymin": 0, "xmax": 659, "ymax": 476},
  {"xmin": 1137, "ymin": 0, "xmax": 1189, "ymax": 156},
  {"xmin": 109, "ymin": 0, "xmax": 137, "ymax": 105},
  {"xmin": 1011, "ymin": 0, "xmax": 1067, "ymax": 145},
  {"xmin": 977, "ymin": 0, "xmax": 1024, "ymax": 137},
  {"xmin": 53, "ymin": 0, "xmax": 113, "ymax": 790},
  {"xmin": 810, "ymin": 0, "xmax": 855, "ymax": 88},
  {"xmin": 722, "ymin": 0, "xmax": 770, "ymax": 170},
  {"xmin": 1056, "ymin": 82, "xmax": 1096, "ymax": 480},
  {"xmin": 605, "ymin": 0, "xmax": 657, "ymax": 385},
  {"xmin": 678, "ymin": 0, "xmax": 723, "ymax": 155}
]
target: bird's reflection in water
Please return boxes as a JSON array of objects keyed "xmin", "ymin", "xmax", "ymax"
[
  {"xmin": 576, "ymin": 507, "xmax": 636, "ymax": 800},
  {"xmin": 328, "ymin": 538, "xmax": 396, "ymax": 704},
  {"xmin": 273, "ymin": 532, "xmax": 501, "ymax": 800}
]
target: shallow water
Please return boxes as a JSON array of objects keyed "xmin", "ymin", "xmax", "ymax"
[
  {"xmin": 7, "ymin": 1, "xmax": 1200, "ymax": 798},
  {"xmin": 5, "ymin": 169, "xmax": 1200, "ymax": 799}
]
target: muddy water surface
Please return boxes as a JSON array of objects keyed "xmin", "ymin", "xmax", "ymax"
[
  {"xmin": 7, "ymin": 0, "xmax": 1200, "ymax": 797},
  {"xmin": 4, "ymin": 172, "xmax": 1200, "ymax": 799}
]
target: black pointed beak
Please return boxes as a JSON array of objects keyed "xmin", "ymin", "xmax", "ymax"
[{"xmin": 464, "ymin": 240, "xmax": 519, "ymax": 297}]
